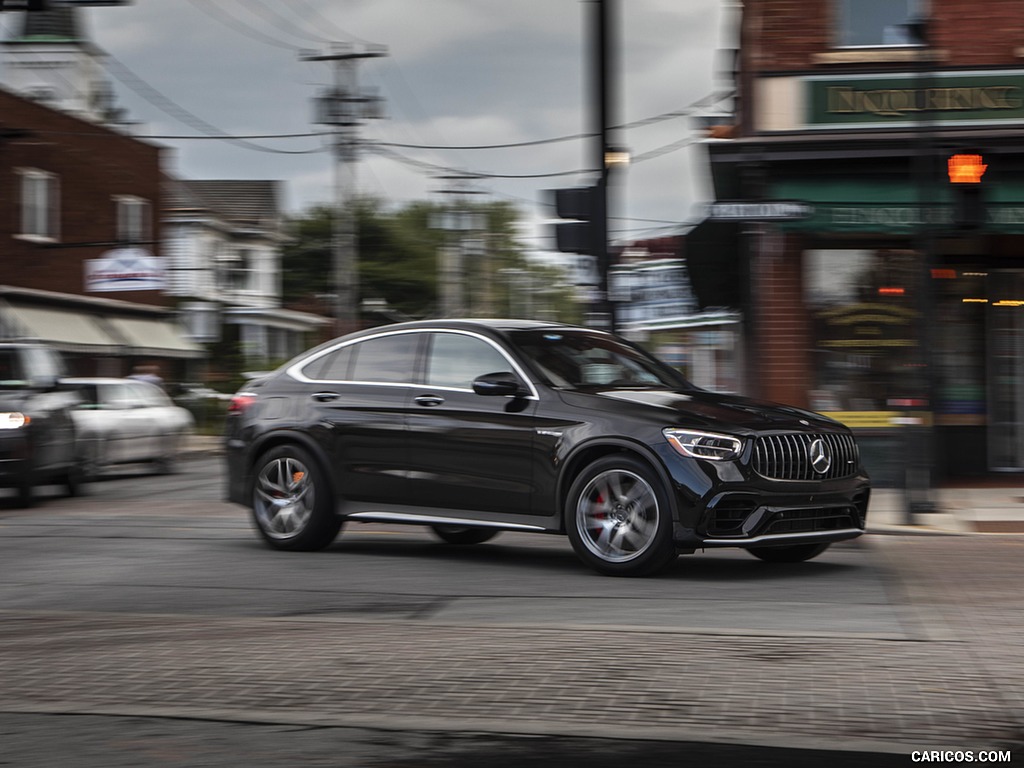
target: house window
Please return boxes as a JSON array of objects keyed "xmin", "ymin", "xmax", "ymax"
[
  {"xmin": 18, "ymin": 168, "xmax": 59, "ymax": 240},
  {"xmin": 115, "ymin": 196, "xmax": 151, "ymax": 243},
  {"xmin": 835, "ymin": 0, "xmax": 926, "ymax": 47},
  {"xmin": 225, "ymin": 248, "xmax": 256, "ymax": 293}
]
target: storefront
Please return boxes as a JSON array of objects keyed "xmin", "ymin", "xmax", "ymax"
[{"xmin": 700, "ymin": 138, "xmax": 1024, "ymax": 484}]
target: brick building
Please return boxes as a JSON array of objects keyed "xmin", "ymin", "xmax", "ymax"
[
  {"xmin": 699, "ymin": 0, "xmax": 1024, "ymax": 483},
  {"xmin": 0, "ymin": 8, "xmax": 201, "ymax": 376},
  {"xmin": 0, "ymin": 84, "xmax": 201, "ymax": 376}
]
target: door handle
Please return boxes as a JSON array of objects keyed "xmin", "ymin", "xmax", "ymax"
[
  {"xmin": 312, "ymin": 392, "xmax": 340, "ymax": 403},
  {"xmin": 415, "ymin": 394, "xmax": 445, "ymax": 407}
]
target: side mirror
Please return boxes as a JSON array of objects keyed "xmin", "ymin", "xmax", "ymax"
[{"xmin": 472, "ymin": 371, "xmax": 527, "ymax": 397}]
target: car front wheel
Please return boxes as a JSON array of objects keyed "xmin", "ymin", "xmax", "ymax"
[
  {"xmin": 566, "ymin": 455, "xmax": 677, "ymax": 577},
  {"xmin": 251, "ymin": 445, "xmax": 341, "ymax": 551},
  {"xmin": 747, "ymin": 542, "xmax": 831, "ymax": 563}
]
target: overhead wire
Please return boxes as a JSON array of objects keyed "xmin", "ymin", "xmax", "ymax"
[{"xmin": 186, "ymin": 0, "xmax": 303, "ymax": 52}]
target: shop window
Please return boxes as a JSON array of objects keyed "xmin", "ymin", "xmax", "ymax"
[
  {"xmin": 18, "ymin": 168, "xmax": 59, "ymax": 240},
  {"xmin": 805, "ymin": 249, "xmax": 924, "ymax": 413},
  {"xmin": 834, "ymin": 0, "xmax": 925, "ymax": 47}
]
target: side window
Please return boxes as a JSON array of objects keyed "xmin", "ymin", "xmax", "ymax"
[
  {"xmin": 426, "ymin": 333, "xmax": 514, "ymax": 390},
  {"xmin": 303, "ymin": 345, "xmax": 355, "ymax": 381},
  {"xmin": 18, "ymin": 168, "xmax": 59, "ymax": 240},
  {"xmin": 835, "ymin": 0, "xmax": 922, "ymax": 47},
  {"xmin": 349, "ymin": 333, "xmax": 419, "ymax": 384},
  {"xmin": 128, "ymin": 381, "xmax": 167, "ymax": 407},
  {"xmin": 105, "ymin": 383, "xmax": 136, "ymax": 409}
]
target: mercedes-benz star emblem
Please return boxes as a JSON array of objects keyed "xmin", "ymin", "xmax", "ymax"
[{"xmin": 809, "ymin": 438, "xmax": 832, "ymax": 474}]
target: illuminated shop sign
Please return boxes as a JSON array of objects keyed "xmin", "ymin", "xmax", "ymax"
[{"xmin": 808, "ymin": 71, "xmax": 1024, "ymax": 128}]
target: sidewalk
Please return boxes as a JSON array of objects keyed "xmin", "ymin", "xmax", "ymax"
[{"xmin": 869, "ymin": 486, "xmax": 1024, "ymax": 534}]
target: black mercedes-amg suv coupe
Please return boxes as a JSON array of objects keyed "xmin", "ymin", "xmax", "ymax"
[{"xmin": 225, "ymin": 320, "xmax": 870, "ymax": 576}]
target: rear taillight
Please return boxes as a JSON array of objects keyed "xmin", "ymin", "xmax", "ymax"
[{"xmin": 228, "ymin": 392, "xmax": 258, "ymax": 415}]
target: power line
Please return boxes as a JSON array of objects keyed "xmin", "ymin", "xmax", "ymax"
[
  {"xmin": 104, "ymin": 53, "xmax": 324, "ymax": 154},
  {"xmin": 240, "ymin": 0, "xmax": 332, "ymax": 46},
  {"xmin": 186, "ymin": 0, "xmax": 303, "ymax": 52}
]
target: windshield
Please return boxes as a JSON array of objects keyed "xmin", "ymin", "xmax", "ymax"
[{"xmin": 508, "ymin": 330, "xmax": 692, "ymax": 392}]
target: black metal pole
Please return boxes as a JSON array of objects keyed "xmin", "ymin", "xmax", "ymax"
[{"xmin": 592, "ymin": 0, "xmax": 616, "ymax": 332}]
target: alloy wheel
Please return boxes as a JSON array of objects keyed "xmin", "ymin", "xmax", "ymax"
[
  {"xmin": 254, "ymin": 456, "xmax": 315, "ymax": 540},
  {"xmin": 575, "ymin": 468, "xmax": 659, "ymax": 563}
]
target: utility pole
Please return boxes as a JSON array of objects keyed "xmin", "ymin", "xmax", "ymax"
[
  {"xmin": 302, "ymin": 44, "xmax": 386, "ymax": 335},
  {"xmin": 431, "ymin": 175, "xmax": 486, "ymax": 317},
  {"xmin": 550, "ymin": 0, "xmax": 627, "ymax": 331}
]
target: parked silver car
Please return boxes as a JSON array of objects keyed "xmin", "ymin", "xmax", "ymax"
[{"xmin": 66, "ymin": 378, "xmax": 195, "ymax": 475}]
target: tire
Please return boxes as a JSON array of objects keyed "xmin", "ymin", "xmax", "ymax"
[
  {"xmin": 747, "ymin": 542, "xmax": 831, "ymax": 563},
  {"xmin": 64, "ymin": 460, "xmax": 86, "ymax": 498},
  {"xmin": 430, "ymin": 525, "xmax": 499, "ymax": 545},
  {"xmin": 154, "ymin": 432, "xmax": 183, "ymax": 475},
  {"xmin": 251, "ymin": 444, "xmax": 342, "ymax": 551},
  {"xmin": 565, "ymin": 455, "xmax": 677, "ymax": 577},
  {"xmin": 15, "ymin": 473, "xmax": 34, "ymax": 509}
]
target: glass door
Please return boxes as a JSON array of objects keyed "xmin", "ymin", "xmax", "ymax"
[{"xmin": 988, "ymin": 272, "xmax": 1024, "ymax": 470}]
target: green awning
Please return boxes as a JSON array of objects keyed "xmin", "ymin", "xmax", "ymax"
[{"xmin": 771, "ymin": 178, "xmax": 1024, "ymax": 235}]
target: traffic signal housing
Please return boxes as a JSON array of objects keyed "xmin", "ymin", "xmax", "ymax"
[
  {"xmin": 948, "ymin": 153, "xmax": 987, "ymax": 231},
  {"xmin": 550, "ymin": 186, "xmax": 600, "ymax": 255}
]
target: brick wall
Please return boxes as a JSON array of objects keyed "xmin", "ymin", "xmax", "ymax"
[
  {"xmin": 745, "ymin": 0, "xmax": 1024, "ymax": 72},
  {"xmin": 751, "ymin": 230, "xmax": 809, "ymax": 408},
  {"xmin": 0, "ymin": 86, "xmax": 166, "ymax": 306}
]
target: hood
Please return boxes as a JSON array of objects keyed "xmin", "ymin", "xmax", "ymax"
[{"xmin": 562, "ymin": 388, "xmax": 842, "ymax": 433}]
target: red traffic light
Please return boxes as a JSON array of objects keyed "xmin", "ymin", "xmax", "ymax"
[{"xmin": 948, "ymin": 154, "xmax": 987, "ymax": 184}]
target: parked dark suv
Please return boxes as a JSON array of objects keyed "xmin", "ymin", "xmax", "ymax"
[
  {"xmin": 225, "ymin": 320, "xmax": 870, "ymax": 576},
  {"xmin": 0, "ymin": 343, "xmax": 83, "ymax": 507}
]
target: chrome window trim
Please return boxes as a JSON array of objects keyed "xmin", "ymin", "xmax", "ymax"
[{"xmin": 287, "ymin": 328, "xmax": 540, "ymax": 400}]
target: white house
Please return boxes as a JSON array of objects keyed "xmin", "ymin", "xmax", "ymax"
[{"xmin": 164, "ymin": 179, "xmax": 328, "ymax": 365}]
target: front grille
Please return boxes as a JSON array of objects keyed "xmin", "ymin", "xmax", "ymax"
[
  {"xmin": 752, "ymin": 432, "xmax": 859, "ymax": 481},
  {"xmin": 760, "ymin": 506, "xmax": 860, "ymax": 535}
]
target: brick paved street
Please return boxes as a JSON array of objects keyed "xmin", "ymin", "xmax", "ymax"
[{"xmin": 1, "ymin": 534, "xmax": 1023, "ymax": 758}]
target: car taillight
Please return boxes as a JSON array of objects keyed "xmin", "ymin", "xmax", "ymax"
[{"xmin": 228, "ymin": 392, "xmax": 258, "ymax": 415}]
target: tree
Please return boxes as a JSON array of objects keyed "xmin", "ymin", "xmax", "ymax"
[{"xmin": 281, "ymin": 197, "xmax": 580, "ymax": 325}]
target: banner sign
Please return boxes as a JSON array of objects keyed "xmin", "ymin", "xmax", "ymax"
[
  {"xmin": 85, "ymin": 248, "xmax": 167, "ymax": 292},
  {"xmin": 808, "ymin": 71, "xmax": 1024, "ymax": 129}
]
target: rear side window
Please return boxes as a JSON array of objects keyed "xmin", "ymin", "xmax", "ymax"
[
  {"xmin": 303, "ymin": 345, "xmax": 355, "ymax": 381},
  {"xmin": 349, "ymin": 333, "xmax": 419, "ymax": 384}
]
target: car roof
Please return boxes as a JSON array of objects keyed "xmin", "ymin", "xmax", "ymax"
[{"xmin": 339, "ymin": 318, "xmax": 595, "ymax": 340}]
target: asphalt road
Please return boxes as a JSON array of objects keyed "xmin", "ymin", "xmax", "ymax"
[
  {"xmin": 1, "ymin": 457, "xmax": 1007, "ymax": 767},
  {"xmin": 0, "ymin": 457, "xmax": 906, "ymax": 640}
]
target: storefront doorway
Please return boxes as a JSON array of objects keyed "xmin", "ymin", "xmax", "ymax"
[{"xmin": 987, "ymin": 271, "xmax": 1024, "ymax": 470}]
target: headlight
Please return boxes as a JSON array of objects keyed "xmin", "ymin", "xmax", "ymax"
[
  {"xmin": 664, "ymin": 428, "xmax": 742, "ymax": 461},
  {"xmin": 0, "ymin": 412, "xmax": 29, "ymax": 430}
]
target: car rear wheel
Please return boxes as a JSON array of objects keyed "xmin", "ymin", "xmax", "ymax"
[
  {"xmin": 747, "ymin": 542, "xmax": 830, "ymax": 563},
  {"xmin": 566, "ymin": 455, "xmax": 677, "ymax": 577},
  {"xmin": 252, "ymin": 445, "xmax": 341, "ymax": 551},
  {"xmin": 430, "ymin": 525, "xmax": 499, "ymax": 545}
]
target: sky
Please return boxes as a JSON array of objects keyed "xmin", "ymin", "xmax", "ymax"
[{"xmin": 5, "ymin": 0, "xmax": 736, "ymax": 253}]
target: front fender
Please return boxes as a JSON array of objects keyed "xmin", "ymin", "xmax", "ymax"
[{"xmin": 556, "ymin": 437, "xmax": 681, "ymax": 531}]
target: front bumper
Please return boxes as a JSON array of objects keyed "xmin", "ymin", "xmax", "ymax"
[{"xmin": 661, "ymin": 446, "xmax": 871, "ymax": 550}]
